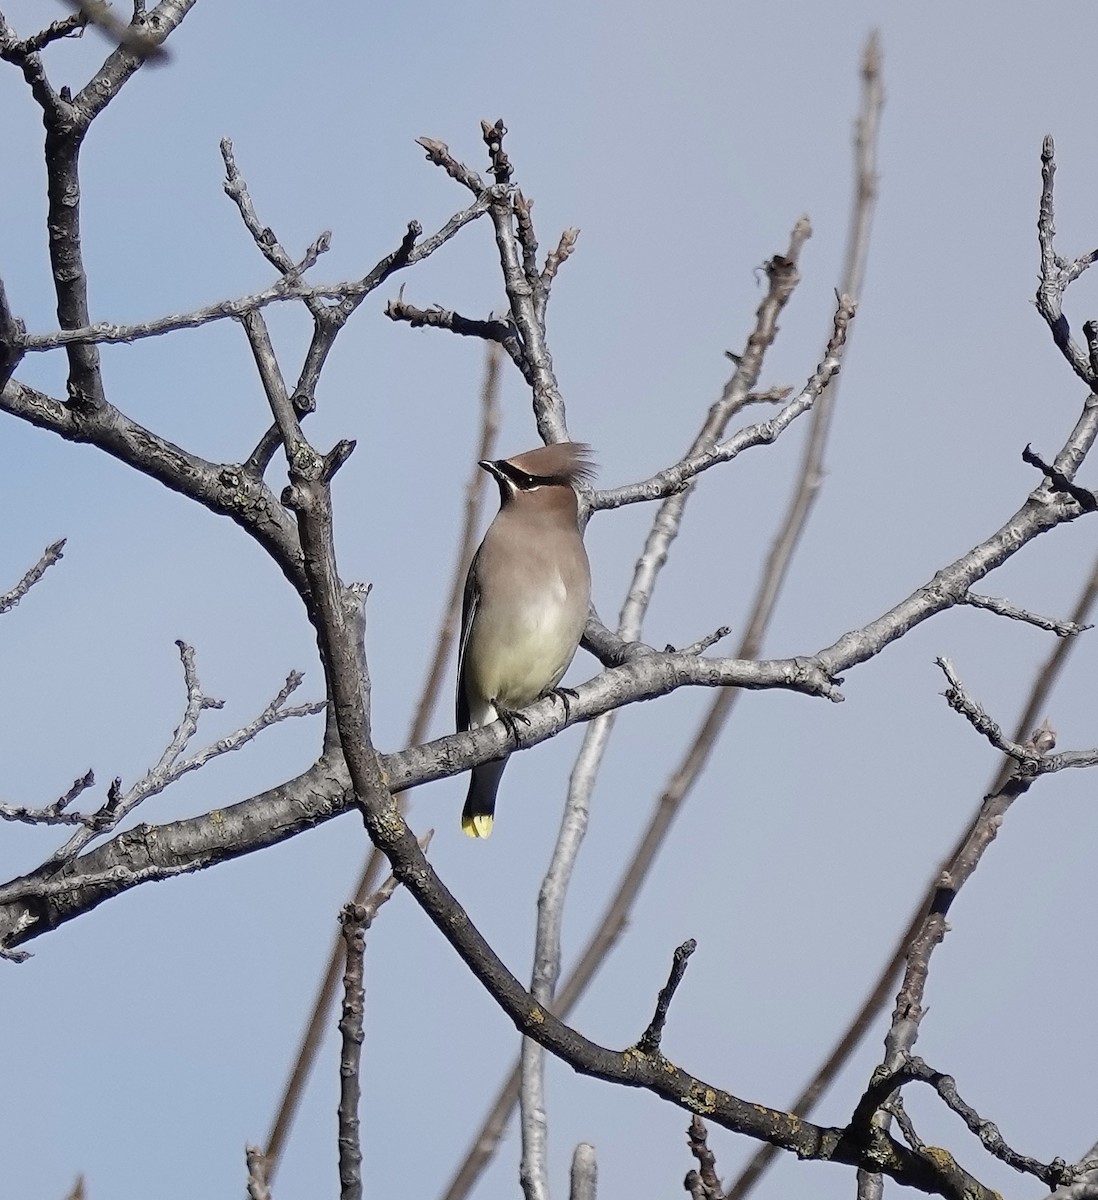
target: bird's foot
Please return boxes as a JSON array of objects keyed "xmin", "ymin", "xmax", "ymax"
[
  {"xmin": 496, "ymin": 705, "xmax": 531, "ymax": 748},
  {"xmin": 546, "ymin": 685, "xmax": 579, "ymax": 720}
]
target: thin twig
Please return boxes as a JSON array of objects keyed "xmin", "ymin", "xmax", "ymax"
[
  {"xmin": 7, "ymin": 13, "xmax": 87, "ymax": 55},
  {"xmin": 670, "ymin": 627, "xmax": 733, "ymax": 656},
  {"xmin": 591, "ymin": 299, "xmax": 853, "ymax": 512},
  {"xmin": 961, "ymin": 591, "xmax": 1090, "ymax": 637},
  {"xmin": 0, "ymin": 539, "xmax": 66, "ymax": 613},
  {"xmin": 246, "ymin": 1145, "xmax": 273, "ymax": 1200},
  {"xmin": 1022, "ymin": 443, "xmax": 1098, "ymax": 511},
  {"xmin": 685, "ymin": 1117, "xmax": 727, "ymax": 1200},
  {"xmin": 19, "ymin": 198, "xmax": 488, "ymax": 355},
  {"xmin": 62, "ymin": 1175, "xmax": 86, "ymax": 1200},
  {"xmin": 1034, "ymin": 136, "xmax": 1098, "ymax": 389},
  {"xmin": 336, "ymin": 908, "xmax": 377, "ymax": 1198},
  {"xmin": 336, "ymin": 849, "xmax": 425, "ymax": 1200},
  {"xmin": 635, "ymin": 939, "xmax": 697, "ymax": 1056},
  {"xmin": 569, "ymin": 1143, "xmax": 597, "ymax": 1200},
  {"xmin": 898, "ymin": 1055, "xmax": 1083, "ymax": 1187},
  {"xmin": 0, "ymin": 644, "xmax": 322, "ymax": 896},
  {"xmin": 0, "ymin": 770, "xmax": 95, "ymax": 826}
]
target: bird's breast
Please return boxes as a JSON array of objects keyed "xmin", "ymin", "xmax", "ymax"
[{"xmin": 463, "ymin": 567, "xmax": 588, "ymax": 719}]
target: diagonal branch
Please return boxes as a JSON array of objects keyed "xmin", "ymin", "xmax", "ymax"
[
  {"xmin": 960, "ymin": 590, "xmax": 1090, "ymax": 636},
  {"xmin": 634, "ymin": 939, "xmax": 696, "ymax": 1057},
  {"xmin": 0, "ymin": 539, "xmax": 66, "ymax": 613},
  {"xmin": 591, "ymin": 296, "xmax": 853, "ymax": 512}
]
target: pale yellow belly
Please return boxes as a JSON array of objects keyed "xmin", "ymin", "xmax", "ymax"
[{"xmin": 464, "ymin": 593, "xmax": 584, "ymax": 726}]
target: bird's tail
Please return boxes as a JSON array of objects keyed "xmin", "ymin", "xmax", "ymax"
[{"xmin": 461, "ymin": 755, "xmax": 509, "ymax": 838}]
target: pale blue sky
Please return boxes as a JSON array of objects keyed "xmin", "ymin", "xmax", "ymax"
[{"xmin": 3, "ymin": 3, "xmax": 1098, "ymax": 1198}]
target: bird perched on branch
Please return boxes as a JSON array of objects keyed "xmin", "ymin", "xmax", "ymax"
[{"xmin": 457, "ymin": 441, "xmax": 595, "ymax": 837}]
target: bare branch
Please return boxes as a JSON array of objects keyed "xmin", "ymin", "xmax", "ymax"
[
  {"xmin": 669, "ymin": 627, "xmax": 733, "ymax": 656},
  {"xmin": 3, "ymin": 2, "xmax": 194, "ymax": 414},
  {"xmin": 961, "ymin": 590, "xmax": 1090, "ymax": 636},
  {"xmin": 481, "ymin": 119, "xmax": 514, "ymax": 187},
  {"xmin": 416, "ymin": 136, "xmax": 486, "ymax": 195},
  {"xmin": 245, "ymin": 1146, "xmax": 272, "ymax": 1200},
  {"xmin": 0, "ymin": 539, "xmax": 66, "ymax": 614},
  {"xmin": 814, "ymin": 439, "xmax": 1094, "ymax": 681},
  {"xmin": 854, "ymin": 1053, "xmax": 1098, "ymax": 1192},
  {"xmin": 591, "ymin": 294, "xmax": 853, "ymax": 512},
  {"xmin": 20, "ymin": 278, "xmax": 324, "ymax": 350},
  {"xmin": 540, "ymin": 228, "xmax": 579, "ymax": 306},
  {"xmin": 1022, "ymin": 442, "xmax": 1098, "ymax": 511},
  {"xmin": 685, "ymin": 1117, "xmax": 727, "ymax": 1200},
  {"xmin": 1, "ymin": 770, "xmax": 95, "ymax": 827},
  {"xmin": 385, "ymin": 295, "xmax": 521, "ymax": 359},
  {"xmin": 512, "ymin": 189, "xmax": 538, "ymax": 285},
  {"xmin": 937, "ymin": 658, "xmax": 1047, "ymax": 764},
  {"xmin": 336, "ymin": 842, "xmax": 429, "ymax": 1200},
  {"xmin": 569, "ymin": 1144, "xmax": 597, "ymax": 1200},
  {"xmin": 0, "ymin": 277, "xmax": 25, "ymax": 391},
  {"xmin": 0, "ymin": 646, "xmax": 323, "ymax": 908},
  {"xmin": 8, "ymin": 13, "xmax": 87, "ymax": 54},
  {"xmin": 221, "ymin": 137, "xmax": 331, "ymax": 319},
  {"xmin": 18, "ymin": 196, "xmax": 488, "ymax": 356},
  {"xmin": 415, "ymin": 122, "xmax": 577, "ymax": 440},
  {"xmin": 0, "ymin": 13, "xmax": 64, "ymax": 113},
  {"xmin": 1035, "ymin": 136, "xmax": 1098, "ymax": 388},
  {"xmin": 337, "ymin": 905, "xmax": 367, "ymax": 1200},
  {"xmin": 635, "ymin": 939, "xmax": 697, "ymax": 1057}
]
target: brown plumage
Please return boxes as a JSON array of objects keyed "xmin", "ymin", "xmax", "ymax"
[{"xmin": 456, "ymin": 442, "xmax": 594, "ymax": 837}]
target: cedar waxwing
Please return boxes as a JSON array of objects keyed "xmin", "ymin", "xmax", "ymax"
[{"xmin": 457, "ymin": 442, "xmax": 595, "ymax": 838}]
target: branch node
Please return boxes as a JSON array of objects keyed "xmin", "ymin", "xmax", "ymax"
[
  {"xmin": 481, "ymin": 117, "xmax": 513, "ymax": 184},
  {"xmin": 321, "ymin": 439, "xmax": 356, "ymax": 483},
  {"xmin": 1022, "ymin": 443, "xmax": 1098, "ymax": 510}
]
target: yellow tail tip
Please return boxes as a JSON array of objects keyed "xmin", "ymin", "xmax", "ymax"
[{"xmin": 462, "ymin": 813, "xmax": 494, "ymax": 839}]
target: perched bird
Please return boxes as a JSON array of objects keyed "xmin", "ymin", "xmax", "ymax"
[{"xmin": 457, "ymin": 441, "xmax": 595, "ymax": 838}]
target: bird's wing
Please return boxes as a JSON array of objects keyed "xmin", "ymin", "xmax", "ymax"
[{"xmin": 455, "ymin": 549, "xmax": 481, "ymax": 732}]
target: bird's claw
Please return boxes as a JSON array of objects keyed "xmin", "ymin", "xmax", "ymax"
[
  {"xmin": 497, "ymin": 705, "xmax": 531, "ymax": 747},
  {"xmin": 547, "ymin": 685, "xmax": 579, "ymax": 720}
]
